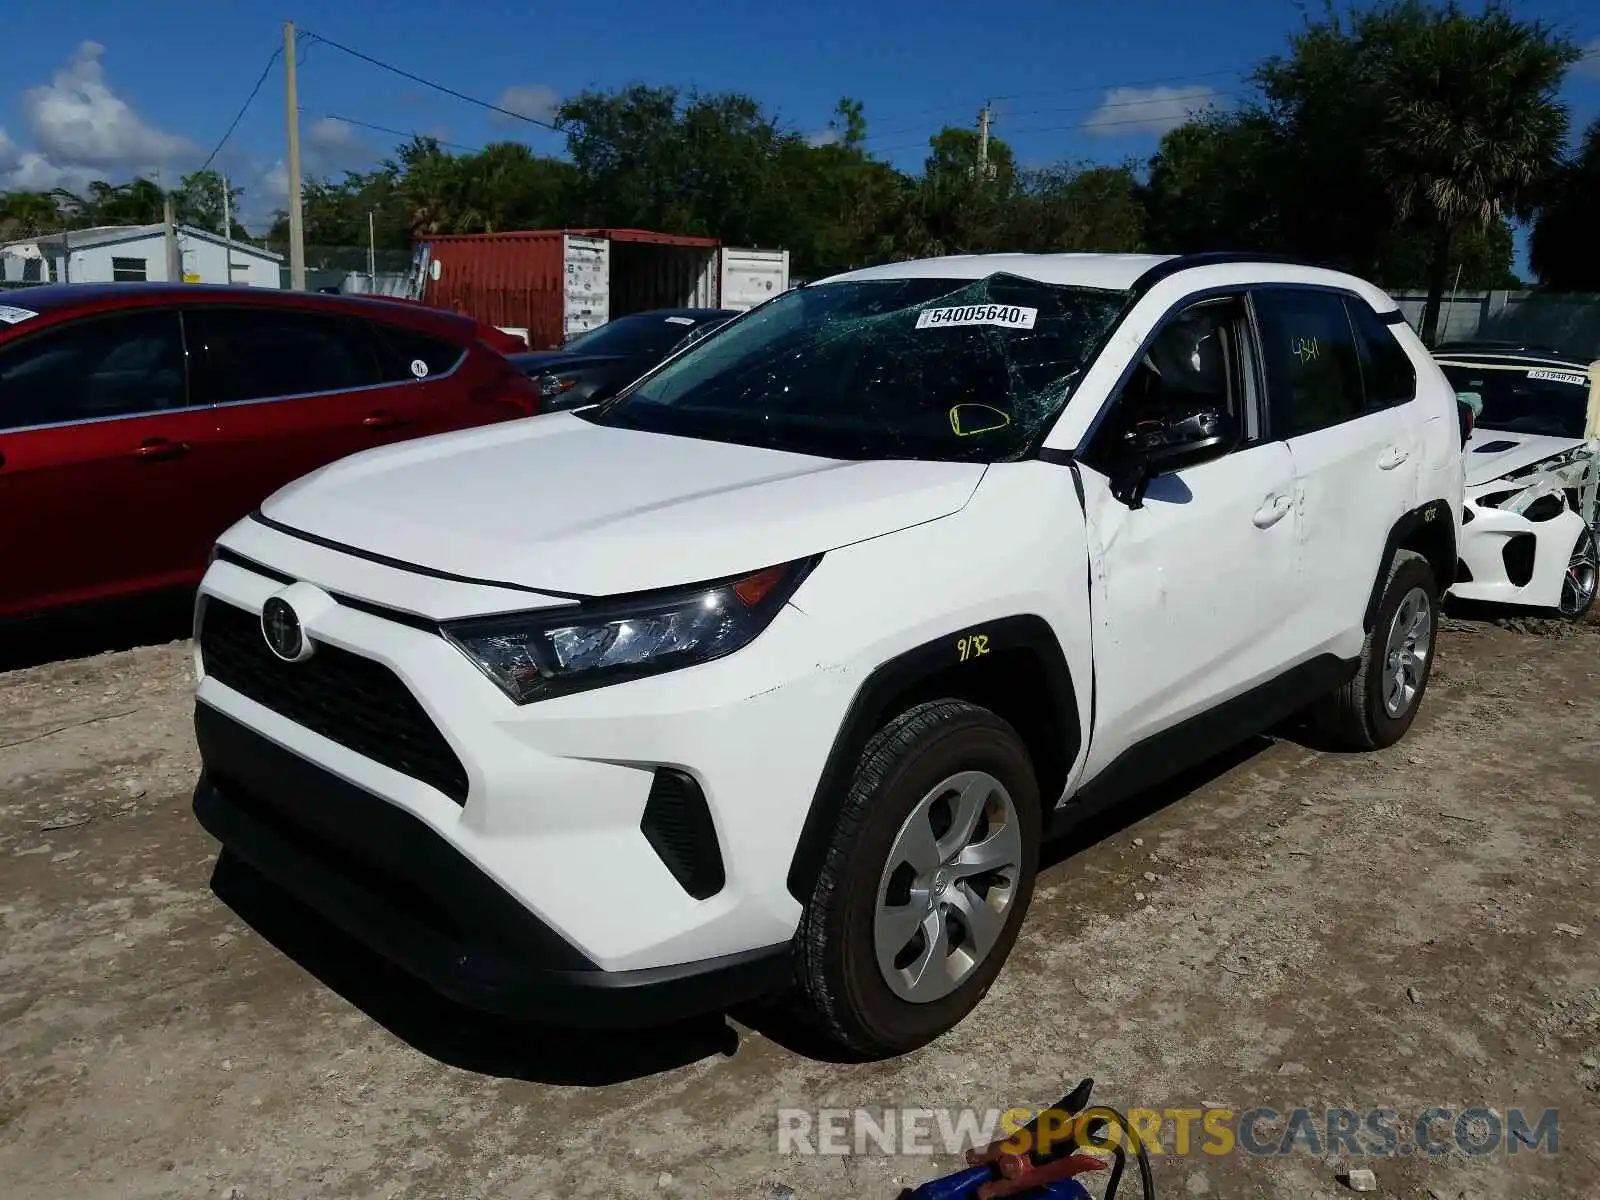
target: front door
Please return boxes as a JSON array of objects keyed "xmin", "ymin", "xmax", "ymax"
[
  {"xmin": 1075, "ymin": 293, "xmax": 1303, "ymax": 777},
  {"xmin": 0, "ymin": 308, "xmax": 222, "ymax": 619}
]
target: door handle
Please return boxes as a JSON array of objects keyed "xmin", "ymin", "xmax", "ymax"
[
  {"xmin": 134, "ymin": 438, "xmax": 190, "ymax": 461},
  {"xmin": 362, "ymin": 411, "xmax": 407, "ymax": 431},
  {"xmin": 1253, "ymin": 494, "xmax": 1292, "ymax": 529},
  {"xmin": 1377, "ymin": 446, "xmax": 1410, "ymax": 471}
]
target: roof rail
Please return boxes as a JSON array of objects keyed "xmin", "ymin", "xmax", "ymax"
[{"xmin": 1130, "ymin": 251, "xmax": 1328, "ymax": 298}]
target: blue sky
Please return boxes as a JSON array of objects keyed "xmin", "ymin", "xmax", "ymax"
[{"xmin": 2, "ymin": 0, "xmax": 1596, "ymax": 268}]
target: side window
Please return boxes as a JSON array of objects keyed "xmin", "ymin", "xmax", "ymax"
[
  {"xmin": 1253, "ymin": 288, "xmax": 1365, "ymax": 438},
  {"xmin": 0, "ymin": 311, "xmax": 187, "ymax": 431},
  {"xmin": 187, "ymin": 308, "xmax": 383, "ymax": 404},
  {"xmin": 1087, "ymin": 293, "xmax": 1256, "ymax": 468},
  {"xmin": 368, "ymin": 323, "xmax": 467, "ymax": 383},
  {"xmin": 1344, "ymin": 299, "xmax": 1417, "ymax": 411}
]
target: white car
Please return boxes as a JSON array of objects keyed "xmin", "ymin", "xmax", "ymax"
[
  {"xmin": 190, "ymin": 252, "xmax": 1464, "ymax": 1057},
  {"xmin": 1434, "ymin": 345, "xmax": 1599, "ymax": 618}
]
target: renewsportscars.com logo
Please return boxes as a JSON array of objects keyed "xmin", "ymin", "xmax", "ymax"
[{"xmin": 776, "ymin": 1105, "xmax": 1559, "ymax": 1159}]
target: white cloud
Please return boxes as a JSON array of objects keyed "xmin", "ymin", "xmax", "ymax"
[
  {"xmin": 23, "ymin": 41, "xmax": 193, "ymax": 171},
  {"xmin": 494, "ymin": 84, "xmax": 560, "ymax": 126},
  {"xmin": 303, "ymin": 117, "xmax": 372, "ymax": 176},
  {"xmin": 306, "ymin": 117, "xmax": 364, "ymax": 156},
  {"xmin": 807, "ymin": 128, "xmax": 840, "ymax": 148},
  {"xmin": 1082, "ymin": 85, "xmax": 1218, "ymax": 138},
  {"xmin": 0, "ymin": 41, "xmax": 194, "ymax": 191},
  {"xmin": 1577, "ymin": 38, "xmax": 1600, "ymax": 80}
]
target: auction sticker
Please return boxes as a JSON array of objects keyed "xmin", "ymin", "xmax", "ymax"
[
  {"xmin": 915, "ymin": 304, "xmax": 1037, "ymax": 331},
  {"xmin": 0, "ymin": 305, "xmax": 39, "ymax": 325},
  {"xmin": 1527, "ymin": 369, "xmax": 1587, "ymax": 387},
  {"xmin": 410, "ymin": 359, "xmax": 429, "ymax": 378}
]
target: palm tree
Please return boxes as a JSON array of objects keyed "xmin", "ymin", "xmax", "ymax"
[
  {"xmin": 1372, "ymin": 3, "xmax": 1578, "ymax": 344},
  {"xmin": 1530, "ymin": 118, "xmax": 1600, "ymax": 290}
]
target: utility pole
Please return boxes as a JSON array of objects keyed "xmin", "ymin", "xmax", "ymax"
[
  {"xmin": 163, "ymin": 190, "xmax": 182, "ymax": 282},
  {"xmin": 368, "ymin": 209, "xmax": 377, "ymax": 293},
  {"xmin": 283, "ymin": 19, "xmax": 306, "ymax": 290},
  {"xmin": 222, "ymin": 172, "xmax": 235, "ymax": 286},
  {"xmin": 976, "ymin": 102, "xmax": 991, "ymax": 182}
]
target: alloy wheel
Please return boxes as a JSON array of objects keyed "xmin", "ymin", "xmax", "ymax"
[
  {"xmin": 1383, "ymin": 586, "xmax": 1433, "ymax": 718},
  {"xmin": 1561, "ymin": 527, "xmax": 1598, "ymax": 616}
]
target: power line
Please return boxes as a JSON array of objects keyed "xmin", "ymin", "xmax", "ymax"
[
  {"xmin": 323, "ymin": 114, "xmax": 484, "ymax": 155},
  {"xmin": 860, "ymin": 66, "xmax": 1251, "ymax": 141},
  {"xmin": 870, "ymin": 108, "xmax": 1232, "ymax": 157},
  {"xmin": 867, "ymin": 43, "xmax": 1600, "ymax": 157},
  {"xmin": 198, "ymin": 43, "xmax": 282, "ymax": 174},
  {"xmin": 299, "ymin": 29, "xmax": 561, "ymax": 132}
]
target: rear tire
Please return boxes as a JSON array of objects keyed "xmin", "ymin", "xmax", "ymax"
[
  {"xmin": 791, "ymin": 700, "xmax": 1040, "ymax": 1059},
  {"xmin": 1313, "ymin": 551, "xmax": 1438, "ymax": 751}
]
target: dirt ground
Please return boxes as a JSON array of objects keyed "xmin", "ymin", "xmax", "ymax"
[{"xmin": 2, "ymin": 608, "xmax": 1598, "ymax": 1200}]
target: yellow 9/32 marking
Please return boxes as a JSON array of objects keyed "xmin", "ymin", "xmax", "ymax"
[{"xmin": 957, "ymin": 634, "xmax": 991, "ymax": 662}]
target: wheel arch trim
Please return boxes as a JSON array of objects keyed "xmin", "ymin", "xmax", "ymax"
[
  {"xmin": 785, "ymin": 614, "xmax": 1080, "ymax": 904},
  {"xmin": 1364, "ymin": 499, "xmax": 1457, "ymax": 631}
]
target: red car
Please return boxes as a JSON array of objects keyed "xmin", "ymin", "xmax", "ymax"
[{"xmin": 0, "ymin": 283, "xmax": 541, "ymax": 622}]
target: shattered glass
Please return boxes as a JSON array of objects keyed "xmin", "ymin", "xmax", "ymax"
[{"xmin": 583, "ymin": 273, "xmax": 1129, "ymax": 462}]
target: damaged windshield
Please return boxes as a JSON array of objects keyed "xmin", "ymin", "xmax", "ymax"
[{"xmin": 581, "ymin": 274, "xmax": 1129, "ymax": 461}]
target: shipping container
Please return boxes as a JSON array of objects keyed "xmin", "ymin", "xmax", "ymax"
[
  {"xmin": 421, "ymin": 228, "xmax": 724, "ymax": 350},
  {"xmin": 720, "ymin": 247, "xmax": 791, "ymax": 311},
  {"xmin": 418, "ymin": 229, "xmax": 789, "ymax": 348}
]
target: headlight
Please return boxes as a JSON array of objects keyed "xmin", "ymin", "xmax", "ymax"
[
  {"xmin": 537, "ymin": 374, "xmax": 579, "ymax": 398},
  {"xmin": 443, "ymin": 558, "xmax": 815, "ymax": 703}
]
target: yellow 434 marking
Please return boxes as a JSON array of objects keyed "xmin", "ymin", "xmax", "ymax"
[{"xmin": 957, "ymin": 633, "xmax": 991, "ymax": 662}]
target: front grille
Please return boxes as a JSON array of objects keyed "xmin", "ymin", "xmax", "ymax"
[{"xmin": 199, "ymin": 599, "xmax": 470, "ymax": 804}]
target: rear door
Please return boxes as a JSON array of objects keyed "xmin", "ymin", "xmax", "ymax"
[
  {"xmin": 363, "ymin": 321, "xmax": 479, "ymax": 434},
  {"xmin": 187, "ymin": 305, "xmax": 446, "ymax": 522},
  {"xmin": 0, "ymin": 308, "xmax": 222, "ymax": 617},
  {"xmin": 1253, "ymin": 287, "xmax": 1418, "ymax": 654}
]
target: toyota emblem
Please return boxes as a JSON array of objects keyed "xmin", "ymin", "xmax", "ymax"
[{"xmin": 261, "ymin": 596, "xmax": 311, "ymax": 662}]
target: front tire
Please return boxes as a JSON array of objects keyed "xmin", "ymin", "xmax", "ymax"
[
  {"xmin": 1558, "ymin": 525, "xmax": 1597, "ymax": 619},
  {"xmin": 1313, "ymin": 551, "xmax": 1439, "ymax": 750},
  {"xmin": 791, "ymin": 700, "xmax": 1040, "ymax": 1058}
]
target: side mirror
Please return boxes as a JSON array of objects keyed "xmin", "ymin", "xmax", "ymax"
[{"xmin": 1110, "ymin": 407, "xmax": 1237, "ymax": 509}]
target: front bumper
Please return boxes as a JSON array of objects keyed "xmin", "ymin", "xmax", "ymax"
[
  {"xmin": 1452, "ymin": 497, "xmax": 1588, "ymax": 610},
  {"xmin": 194, "ymin": 521, "xmax": 854, "ymax": 972},
  {"xmin": 193, "ymin": 702, "xmax": 792, "ymax": 1025}
]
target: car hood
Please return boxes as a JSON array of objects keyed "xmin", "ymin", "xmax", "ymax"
[
  {"xmin": 511, "ymin": 351, "xmax": 629, "ymax": 377},
  {"xmin": 1464, "ymin": 429, "xmax": 1586, "ymax": 486},
  {"xmin": 259, "ymin": 414, "xmax": 986, "ymax": 599}
]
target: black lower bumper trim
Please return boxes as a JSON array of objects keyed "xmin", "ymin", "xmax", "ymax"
[{"xmin": 192, "ymin": 702, "xmax": 791, "ymax": 1026}]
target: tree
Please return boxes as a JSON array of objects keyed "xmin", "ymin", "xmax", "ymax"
[
  {"xmin": 1530, "ymin": 117, "xmax": 1600, "ymax": 290},
  {"xmin": 0, "ymin": 191, "xmax": 63, "ymax": 238},
  {"xmin": 1365, "ymin": 2, "xmax": 1577, "ymax": 341},
  {"xmin": 175, "ymin": 170, "xmax": 248, "ymax": 238},
  {"xmin": 1013, "ymin": 163, "xmax": 1145, "ymax": 253},
  {"xmin": 1143, "ymin": 114, "xmax": 1286, "ymax": 254}
]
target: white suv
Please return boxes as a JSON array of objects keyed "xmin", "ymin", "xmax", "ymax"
[{"xmin": 191, "ymin": 252, "xmax": 1465, "ymax": 1057}]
